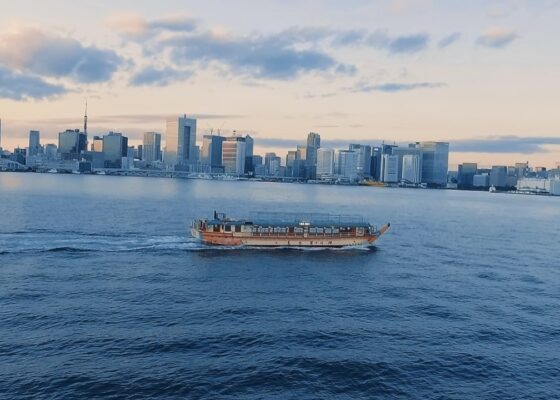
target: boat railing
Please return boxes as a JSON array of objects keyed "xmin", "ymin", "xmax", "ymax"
[{"xmin": 250, "ymin": 212, "xmax": 366, "ymax": 226}]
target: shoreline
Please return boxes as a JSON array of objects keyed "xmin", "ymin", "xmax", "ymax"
[{"xmin": 1, "ymin": 169, "xmax": 558, "ymax": 197}]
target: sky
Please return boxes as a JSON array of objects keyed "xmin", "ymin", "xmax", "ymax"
[{"xmin": 0, "ymin": 0, "xmax": 559, "ymax": 168}]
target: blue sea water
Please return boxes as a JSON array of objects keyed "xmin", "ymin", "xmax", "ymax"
[{"xmin": 0, "ymin": 172, "xmax": 559, "ymax": 399}]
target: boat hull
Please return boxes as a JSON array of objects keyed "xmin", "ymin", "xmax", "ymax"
[{"xmin": 191, "ymin": 228, "xmax": 387, "ymax": 248}]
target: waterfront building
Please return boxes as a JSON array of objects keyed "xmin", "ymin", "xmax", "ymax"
[
  {"xmin": 402, "ymin": 154, "xmax": 422, "ymax": 184},
  {"xmin": 306, "ymin": 132, "xmax": 321, "ymax": 164},
  {"xmin": 490, "ymin": 166, "xmax": 508, "ymax": 188},
  {"xmin": 457, "ymin": 163, "xmax": 478, "ymax": 189},
  {"xmin": 285, "ymin": 150, "xmax": 297, "ymax": 176},
  {"xmin": 392, "ymin": 145, "xmax": 423, "ymax": 182},
  {"xmin": 201, "ymin": 135, "xmax": 224, "ymax": 171},
  {"xmin": 45, "ymin": 144, "xmax": 57, "ymax": 159},
  {"xmin": 164, "ymin": 115, "xmax": 197, "ymax": 169},
  {"xmin": 244, "ymin": 135, "xmax": 254, "ymax": 173},
  {"xmin": 473, "ymin": 173, "xmax": 490, "ymax": 188},
  {"xmin": 337, "ymin": 150, "xmax": 359, "ymax": 182},
  {"xmin": 349, "ymin": 144, "xmax": 372, "ymax": 178},
  {"xmin": 28, "ymin": 131, "xmax": 41, "ymax": 156},
  {"xmin": 268, "ymin": 156, "xmax": 282, "ymax": 176},
  {"xmin": 381, "ymin": 154, "xmax": 399, "ymax": 183},
  {"xmin": 58, "ymin": 129, "xmax": 87, "ymax": 160},
  {"xmin": 136, "ymin": 145, "xmax": 143, "ymax": 160},
  {"xmin": 264, "ymin": 152, "xmax": 281, "ymax": 176},
  {"xmin": 103, "ymin": 132, "xmax": 128, "ymax": 169},
  {"xmin": 143, "ymin": 132, "xmax": 162, "ymax": 165},
  {"xmin": 412, "ymin": 142, "xmax": 449, "ymax": 186},
  {"xmin": 316, "ymin": 148, "xmax": 335, "ymax": 177},
  {"xmin": 222, "ymin": 136, "xmax": 246, "ymax": 175}
]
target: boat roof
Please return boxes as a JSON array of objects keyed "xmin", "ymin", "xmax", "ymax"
[{"xmin": 202, "ymin": 212, "xmax": 371, "ymax": 227}]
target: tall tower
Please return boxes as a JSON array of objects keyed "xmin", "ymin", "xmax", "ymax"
[
  {"xmin": 83, "ymin": 100, "xmax": 88, "ymax": 135},
  {"xmin": 0, "ymin": 118, "xmax": 2, "ymax": 150}
]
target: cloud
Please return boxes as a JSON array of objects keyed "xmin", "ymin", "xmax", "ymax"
[
  {"xmin": 106, "ymin": 14, "xmax": 198, "ymax": 39},
  {"xmin": 476, "ymin": 27, "xmax": 518, "ymax": 48},
  {"xmin": 352, "ymin": 81, "xmax": 446, "ymax": 93},
  {"xmin": 0, "ymin": 65, "xmax": 66, "ymax": 100},
  {"xmin": 438, "ymin": 32, "xmax": 461, "ymax": 49},
  {"xmin": 453, "ymin": 136, "xmax": 560, "ymax": 154},
  {"xmin": 129, "ymin": 66, "xmax": 193, "ymax": 86},
  {"xmin": 0, "ymin": 28, "xmax": 123, "ymax": 83},
  {"xmin": 164, "ymin": 32, "xmax": 349, "ymax": 80},
  {"xmin": 386, "ymin": 33, "xmax": 430, "ymax": 53}
]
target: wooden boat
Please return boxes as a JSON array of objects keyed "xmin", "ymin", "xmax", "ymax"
[{"xmin": 191, "ymin": 211, "xmax": 390, "ymax": 247}]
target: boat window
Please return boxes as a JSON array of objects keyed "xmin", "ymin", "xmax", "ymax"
[
  {"xmin": 235, "ymin": 225, "xmax": 241, "ymax": 233},
  {"xmin": 213, "ymin": 225, "xmax": 220, "ymax": 232},
  {"xmin": 225, "ymin": 225, "xmax": 231, "ymax": 232},
  {"xmin": 316, "ymin": 228, "xmax": 323, "ymax": 233},
  {"xmin": 325, "ymin": 228, "xmax": 332, "ymax": 234}
]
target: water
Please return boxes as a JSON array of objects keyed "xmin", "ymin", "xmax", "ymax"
[{"xmin": 1, "ymin": 173, "xmax": 559, "ymax": 399}]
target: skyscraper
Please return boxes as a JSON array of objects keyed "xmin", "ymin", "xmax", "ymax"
[
  {"xmin": 349, "ymin": 144, "xmax": 372, "ymax": 178},
  {"xmin": 58, "ymin": 129, "xmax": 87, "ymax": 160},
  {"xmin": 164, "ymin": 115, "xmax": 197, "ymax": 169},
  {"xmin": 413, "ymin": 142, "xmax": 449, "ymax": 186},
  {"xmin": 316, "ymin": 148, "xmax": 335, "ymax": 177},
  {"xmin": 103, "ymin": 132, "xmax": 128, "ymax": 168},
  {"xmin": 337, "ymin": 150, "xmax": 359, "ymax": 181},
  {"xmin": 143, "ymin": 132, "xmax": 162, "ymax": 164},
  {"xmin": 402, "ymin": 154, "xmax": 422, "ymax": 184},
  {"xmin": 306, "ymin": 132, "xmax": 321, "ymax": 165},
  {"xmin": 381, "ymin": 154, "xmax": 399, "ymax": 183},
  {"xmin": 28, "ymin": 130, "xmax": 40, "ymax": 156},
  {"xmin": 201, "ymin": 135, "xmax": 224, "ymax": 171},
  {"xmin": 222, "ymin": 136, "xmax": 246, "ymax": 175}
]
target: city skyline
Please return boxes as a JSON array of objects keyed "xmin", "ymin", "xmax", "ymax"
[{"xmin": 1, "ymin": 1, "xmax": 560, "ymax": 167}]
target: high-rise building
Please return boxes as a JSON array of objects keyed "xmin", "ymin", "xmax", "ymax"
[
  {"xmin": 457, "ymin": 163, "xmax": 478, "ymax": 188},
  {"xmin": 58, "ymin": 129, "xmax": 87, "ymax": 160},
  {"xmin": 201, "ymin": 135, "xmax": 224, "ymax": 170},
  {"xmin": 103, "ymin": 132, "xmax": 128, "ymax": 168},
  {"xmin": 402, "ymin": 154, "xmax": 422, "ymax": 184},
  {"xmin": 349, "ymin": 144, "xmax": 372, "ymax": 178},
  {"xmin": 305, "ymin": 132, "xmax": 321, "ymax": 179},
  {"xmin": 490, "ymin": 166, "xmax": 508, "ymax": 188},
  {"xmin": 412, "ymin": 142, "xmax": 449, "ymax": 186},
  {"xmin": 381, "ymin": 154, "xmax": 399, "ymax": 183},
  {"xmin": 306, "ymin": 132, "xmax": 321, "ymax": 165},
  {"xmin": 337, "ymin": 150, "xmax": 359, "ymax": 181},
  {"xmin": 143, "ymin": 132, "xmax": 162, "ymax": 164},
  {"xmin": 391, "ymin": 145, "xmax": 422, "ymax": 182},
  {"xmin": 316, "ymin": 148, "xmax": 335, "ymax": 177},
  {"xmin": 164, "ymin": 115, "xmax": 197, "ymax": 169},
  {"xmin": 222, "ymin": 136, "xmax": 246, "ymax": 175},
  {"xmin": 28, "ymin": 130, "xmax": 41, "ymax": 156},
  {"xmin": 244, "ymin": 135, "xmax": 254, "ymax": 173}
]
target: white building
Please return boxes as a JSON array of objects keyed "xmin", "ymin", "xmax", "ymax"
[
  {"xmin": 222, "ymin": 137, "xmax": 246, "ymax": 175},
  {"xmin": 316, "ymin": 148, "xmax": 335, "ymax": 177},
  {"xmin": 402, "ymin": 154, "xmax": 421, "ymax": 184},
  {"xmin": 381, "ymin": 154, "xmax": 399, "ymax": 183}
]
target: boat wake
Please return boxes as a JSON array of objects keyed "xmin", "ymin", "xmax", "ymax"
[{"xmin": 0, "ymin": 231, "xmax": 379, "ymax": 255}]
